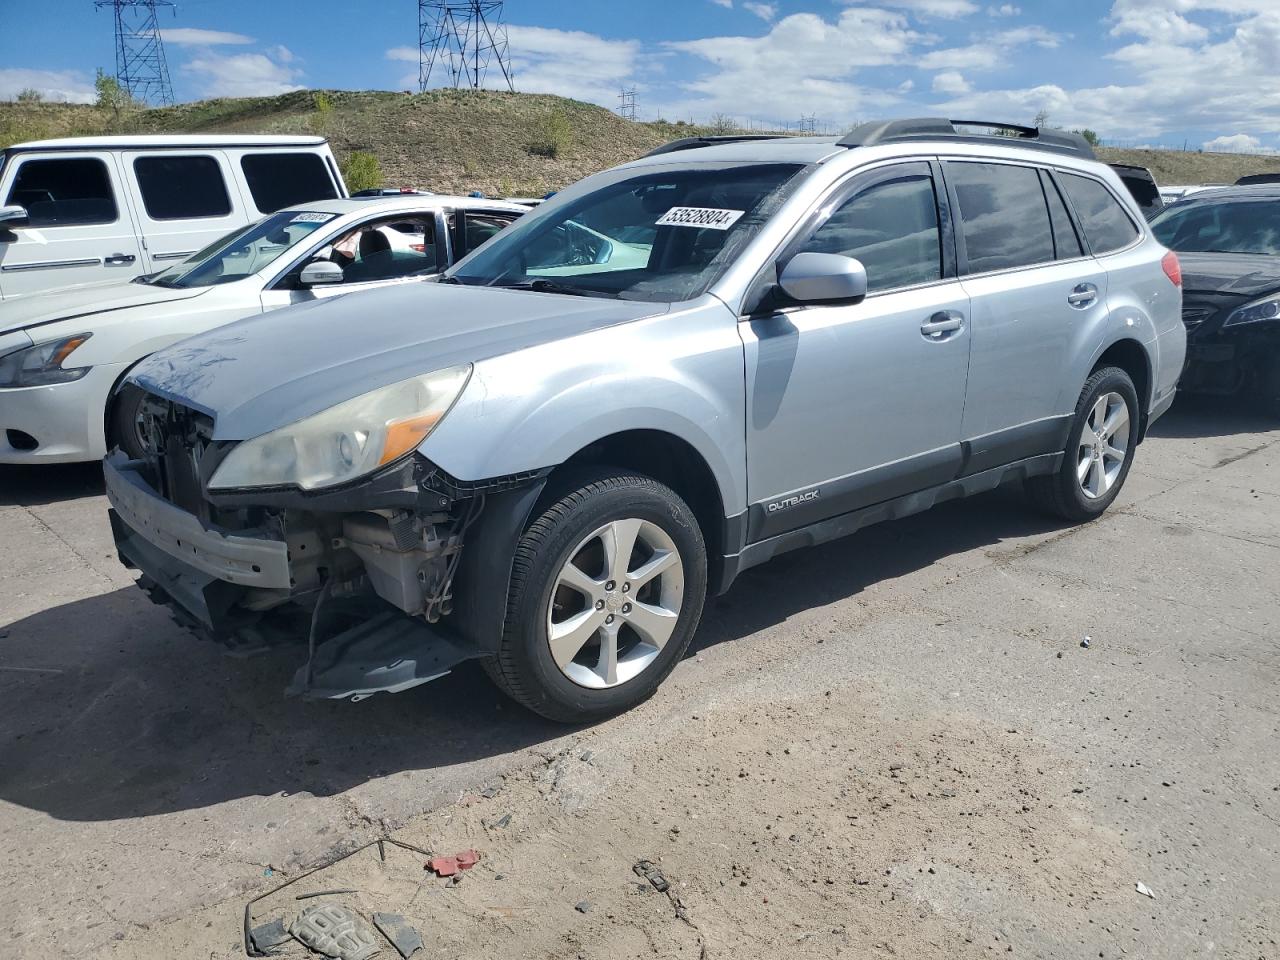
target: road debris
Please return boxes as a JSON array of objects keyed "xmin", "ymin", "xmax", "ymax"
[
  {"xmin": 633, "ymin": 859, "xmax": 670, "ymax": 893},
  {"xmin": 484, "ymin": 813, "xmax": 512, "ymax": 830},
  {"xmin": 248, "ymin": 917, "xmax": 293, "ymax": 957},
  {"xmin": 1081, "ymin": 636, "xmax": 1092, "ymax": 649},
  {"xmin": 427, "ymin": 850, "xmax": 481, "ymax": 877},
  {"xmin": 1136, "ymin": 881, "xmax": 1156, "ymax": 899},
  {"xmin": 289, "ymin": 903, "xmax": 379, "ymax": 960},
  {"xmin": 574, "ymin": 900, "xmax": 592, "ymax": 914},
  {"xmin": 372, "ymin": 913, "xmax": 424, "ymax": 959}
]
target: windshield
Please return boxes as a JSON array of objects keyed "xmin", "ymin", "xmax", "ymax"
[
  {"xmin": 1151, "ymin": 198, "xmax": 1280, "ymax": 255},
  {"xmin": 149, "ymin": 210, "xmax": 338, "ymax": 288},
  {"xmin": 448, "ymin": 163, "xmax": 805, "ymax": 302}
]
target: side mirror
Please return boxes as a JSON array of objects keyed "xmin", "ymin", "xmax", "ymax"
[
  {"xmin": 299, "ymin": 259, "xmax": 345, "ymax": 287},
  {"xmin": 0, "ymin": 205, "xmax": 29, "ymax": 230},
  {"xmin": 777, "ymin": 252, "xmax": 868, "ymax": 305}
]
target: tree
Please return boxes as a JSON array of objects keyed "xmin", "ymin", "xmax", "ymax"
[
  {"xmin": 1032, "ymin": 109, "xmax": 1051, "ymax": 129},
  {"xmin": 1075, "ymin": 128, "xmax": 1100, "ymax": 147},
  {"xmin": 95, "ymin": 69, "xmax": 133, "ymax": 113},
  {"xmin": 708, "ymin": 113, "xmax": 736, "ymax": 135},
  {"xmin": 341, "ymin": 151, "xmax": 383, "ymax": 193},
  {"xmin": 311, "ymin": 91, "xmax": 334, "ymax": 135},
  {"xmin": 15, "ymin": 88, "xmax": 43, "ymax": 104}
]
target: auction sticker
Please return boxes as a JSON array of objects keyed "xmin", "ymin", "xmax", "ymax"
[
  {"xmin": 656, "ymin": 206, "xmax": 745, "ymax": 230},
  {"xmin": 290, "ymin": 212, "xmax": 338, "ymax": 223}
]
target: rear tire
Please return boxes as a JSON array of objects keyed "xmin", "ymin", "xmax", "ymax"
[
  {"xmin": 1027, "ymin": 366, "xmax": 1139, "ymax": 522},
  {"xmin": 483, "ymin": 469, "xmax": 707, "ymax": 723},
  {"xmin": 108, "ymin": 383, "xmax": 149, "ymax": 460}
]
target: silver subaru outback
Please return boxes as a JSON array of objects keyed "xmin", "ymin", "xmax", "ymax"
[{"xmin": 106, "ymin": 119, "xmax": 1186, "ymax": 722}]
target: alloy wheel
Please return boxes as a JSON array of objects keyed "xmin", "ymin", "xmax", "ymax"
[
  {"xmin": 546, "ymin": 517, "xmax": 685, "ymax": 690},
  {"xmin": 1077, "ymin": 391, "xmax": 1130, "ymax": 500}
]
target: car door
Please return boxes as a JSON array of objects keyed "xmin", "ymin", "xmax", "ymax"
[
  {"xmin": 122, "ymin": 150, "xmax": 251, "ymax": 271},
  {"xmin": 451, "ymin": 208, "xmax": 522, "ymax": 261},
  {"xmin": 945, "ymin": 159, "xmax": 1108, "ymax": 470},
  {"xmin": 0, "ymin": 151, "xmax": 144, "ymax": 296},
  {"xmin": 259, "ymin": 211, "xmax": 445, "ymax": 312},
  {"xmin": 740, "ymin": 160, "xmax": 973, "ymax": 543}
]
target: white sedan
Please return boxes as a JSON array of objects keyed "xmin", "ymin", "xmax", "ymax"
[{"xmin": 0, "ymin": 194, "xmax": 526, "ymax": 463}]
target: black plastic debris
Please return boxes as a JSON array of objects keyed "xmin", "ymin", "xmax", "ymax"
[
  {"xmin": 373, "ymin": 913, "xmax": 425, "ymax": 959},
  {"xmin": 633, "ymin": 859, "xmax": 670, "ymax": 893},
  {"xmin": 248, "ymin": 917, "xmax": 293, "ymax": 957}
]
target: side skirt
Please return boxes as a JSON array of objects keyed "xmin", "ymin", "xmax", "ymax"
[{"xmin": 713, "ymin": 452, "xmax": 1062, "ymax": 593}]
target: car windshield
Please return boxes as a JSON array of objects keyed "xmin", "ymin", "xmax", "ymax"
[
  {"xmin": 447, "ymin": 162, "xmax": 805, "ymax": 302},
  {"xmin": 1151, "ymin": 198, "xmax": 1280, "ymax": 255},
  {"xmin": 148, "ymin": 210, "xmax": 339, "ymax": 288}
]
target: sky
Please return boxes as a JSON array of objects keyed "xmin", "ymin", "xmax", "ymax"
[{"xmin": 1, "ymin": 0, "xmax": 1279, "ymax": 152}]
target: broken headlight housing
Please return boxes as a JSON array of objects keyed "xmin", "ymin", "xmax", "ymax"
[
  {"xmin": 208, "ymin": 365, "xmax": 471, "ymax": 491},
  {"xmin": 1224, "ymin": 294, "xmax": 1280, "ymax": 327},
  {"xmin": 0, "ymin": 333, "xmax": 92, "ymax": 388}
]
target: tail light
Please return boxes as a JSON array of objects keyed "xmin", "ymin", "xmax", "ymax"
[{"xmin": 1161, "ymin": 250, "xmax": 1182, "ymax": 288}]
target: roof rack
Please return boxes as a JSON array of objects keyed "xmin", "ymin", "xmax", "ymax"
[
  {"xmin": 838, "ymin": 118, "xmax": 1096, "ymax": 159},
  {"xmin": 643, "ymin": 134, "xmax": 784, "ymax": 158}
]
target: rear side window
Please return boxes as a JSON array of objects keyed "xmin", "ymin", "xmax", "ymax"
[
  {"xmin": 1059, "ymin": 173, "xmax": 1139, "ymax": 254},
  {"xmin": 6, "ymin": 157, "xmax": 117, "ymax": 226},
  {"xmin": 240, "ymin": 153, "xmax": 337, "ymax": 214},
  {"xmin": 948, "ymin": 161, "xmax": 1054, "ymax": 273},
  {"xmin": 134, "ymin": 155, "xmax": 232, "ymax": 220},
  {"xmin": 799, "ymin": 171, "xmax": 942, "ymax": 293},
  {"xmin": 1043, "ymin": 174, "xmax": 1084, "ymax": 259}
]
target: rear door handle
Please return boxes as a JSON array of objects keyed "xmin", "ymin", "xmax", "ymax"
[
  {"xmin": 1067, "ymin": 283, "xmax": 1098, "ymax": 308},
  {"xmin": 104, "ymin": 253, "xmax": 136, "ymax": 266},
  {"xmin": 920, "ymin": 311, "xmax": 964, "ymax": 339}
]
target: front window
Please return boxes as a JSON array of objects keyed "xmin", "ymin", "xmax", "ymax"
[
  {"xmin": 1152, "ymin": 198, "xmax": 1280, "ymax": 256},
  {"xmin": 448, "ymin": 163, "xmax": 805, "ymax": 302},
  {"xmin": 147, "ymin": 210, "xmax": 338, "ymax": 288}
]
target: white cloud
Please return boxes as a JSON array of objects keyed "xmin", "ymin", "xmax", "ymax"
[
  {"xmin": 744, "ymin": 1, "xmax": 777, "ymax": 20},
  {"xmin": 385, "ymin": 46, "xmax": 419, "ymax": 63},
  {"xmin": 864, "ymin": 0, "xmax": 979, "ymax": 17},
  {"xmin": 0, "ymin": 68, "xmax": 95, "ymax": 104},
  {"xmin": 709, "ymin": 0, "xmax": 733, "ymax": 7},
  {"xmin": 505, "ymin": 25, "xmax": 640, "ymax": 104},
  {"xmin": 898, "ymin": 79, "xmax": 916, "ymax": 93},
  {"xmin": 159, "ymin": 28, "xmax": 253, "ymax": 46},
  {"xmin": 181, "ymin": 50, "xmax": 304, "ymax": 98},
  {"xmin": 932, "ymin": 70, "xmax": 971, "ymax": 94},
  {"xmin": 988, "ymin": 4, "xmax": 1020, "ymax": 15},
  {"xmin": 1203, "ymin": 133, "xmax": 1263, "ymax": 152},
  {"xmin": 919, "ymin": 25, "xmax": 1061, "ymax": 70}
]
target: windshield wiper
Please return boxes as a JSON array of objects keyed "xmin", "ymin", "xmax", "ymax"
[{"xmin": 496, "ymin": 278, "xmax": 616, "ymax": 298}]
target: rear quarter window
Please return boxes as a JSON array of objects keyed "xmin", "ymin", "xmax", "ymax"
[
  {"xmin": 240, "ymin": 152, "xmax": 338, "ymax": 214},
  {"xmin": 1059, "ymin": 173, "xmax": 1140, "ymax": 254}
]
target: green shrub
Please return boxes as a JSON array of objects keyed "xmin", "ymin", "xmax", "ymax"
[
  {"xmin": 341, "ymin": 151, "xmax": 384, "ymax": 193},
  {"xmin": 527, "ymin": 109, "xmax": 571, "ymax": 158}
]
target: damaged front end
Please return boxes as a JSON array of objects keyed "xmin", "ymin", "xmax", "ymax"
[{"xmin": 106, "ymin": 394, "xmax": 543, "ymax": 700}]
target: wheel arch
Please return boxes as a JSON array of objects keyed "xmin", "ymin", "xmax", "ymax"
[{"xmin": 1093, "ymin": 337, "xmax": 1153, "ymax": 441}]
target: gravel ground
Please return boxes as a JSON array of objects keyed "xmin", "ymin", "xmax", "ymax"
[{"xmin": 0, "ymin": 394, "xmax": 1277, "ymax": 959}]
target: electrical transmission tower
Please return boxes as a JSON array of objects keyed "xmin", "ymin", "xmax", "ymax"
[
  {"xmin": 94, "ymin": 0, "xmax": 176, "ymax": 106},
  {"xmin": 617, "ymin": 87, "xmax": 637, "ymax": 122},
  {"xmin": 797, "ymin": 114, "xmax": 818, "ymax": 135},
  {"xmin": 418, "ymin": 1, "xmax": 515, "ymax": 92}
]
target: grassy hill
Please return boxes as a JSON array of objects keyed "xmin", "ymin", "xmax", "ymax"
[{"xmin": 4, "ymin": 89, "xmax": 1279, "ymax": 196}]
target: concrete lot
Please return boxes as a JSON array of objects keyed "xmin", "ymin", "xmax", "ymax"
[{"xmin": 0, "ymin": 394, "xmax": 1277, "ymax": 959}]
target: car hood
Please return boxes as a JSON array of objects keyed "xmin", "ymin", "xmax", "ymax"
[
  {"xmin": 0, "ymin": 280, "xmax": 208, "ymax": 337},
  {"xmin": 129, "ymin": 282, "xmax": 668, "ymax": 441},
  {"xmin": 1176, "ymin": 252, "xmax": 1280, "ymax": 299}
]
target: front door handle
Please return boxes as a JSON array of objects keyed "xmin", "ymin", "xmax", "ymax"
[
  {"xmin": 104, "ymin": 253, "xmax": 136, "ymax": 266},
  {"xmin": 1067, "ymin": 283, "xmax": 1098, "ymax": 308},
  {"xmin": 920, "ymin": 311, "xmax": 964, "ymax": 339}
]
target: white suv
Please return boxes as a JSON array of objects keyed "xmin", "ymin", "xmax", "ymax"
[{"xmin": 0, "ymin": 135, "xmax": 346, "ymax": 299}]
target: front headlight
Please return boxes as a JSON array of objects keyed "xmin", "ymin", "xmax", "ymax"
[
  {"xmin": 1224, "ymin": 295, "xmax": 1280, "ymax": 327},
  {"xmin": 208, "ymin": 365, "xmax": 471, "ymax": 491},
  {"xmin": 0, "ymin": 333, "xmax": 92, "ymax": 388}
]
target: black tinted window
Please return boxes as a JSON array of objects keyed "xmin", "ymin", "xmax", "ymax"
[
  {"xmin": 1044, "ymin": 175, "xmax": 1083, "ymax": 259},
  {"xmin": 1060, "ymin": 173, "xmax": 1139, "ymax": 254},
  {"xmin": 7, "ymin": 157, "xmax": 117, "ymax": 226},
  {"xmin": 949, "ymin": 162, "xmax": 1054, "ymax": 273},
  {"xmin": 800, "ymin": 172, "xmax": 942, "ymax": 292},
  {"xmin": 240, "ymin": 153, "xmax": 337, "ymax": 213},
  {"xmin": 134, "ymin": 155, "xmax": 231, "ymax": 220},
  {"xmin": 1152, "ymin": 199, "xmax": 1280, "ymax": 256}
]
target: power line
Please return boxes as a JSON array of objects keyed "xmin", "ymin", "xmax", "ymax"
[
  {"xmin": 94, "ymin": 0, "xmax": 175, "ymax": 106},
  {"xmin": 617, "ymin": 86, "xmax": 637, "ymax": 122},
  {"xmin": 418, "ymin": 1, "xmax": 515, "ymax": 92}
]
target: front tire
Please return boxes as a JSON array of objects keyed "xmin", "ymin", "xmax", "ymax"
[
  {"xmin": 1027, "ymin": 366, "xmax": 1139, "ymax": 522},
  {"xmin": 108, "ymin": 383, "xmax": 149, "ymax": 460},
  {"xmin": 484, "ymin": 469, "xmax": 707, "ymax": 723}
]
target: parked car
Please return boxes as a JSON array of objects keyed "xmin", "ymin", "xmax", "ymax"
[
  {"xmin": 1234, "ymin": 174, "xmax": 1280, "ymax": 186},
  {"xmin": 0, "ymin": 195, "xmax": 526, "ymax": 463},
  {"xmin": 1109, "ymin": 163, "xmax": 1163, "ymax": 220},
  {"xmin": 106, "ymin": 119, "xmax": 1185, "ymax": 722},
  {"xmin": 1150, "ymin": 184, "xmax": 1280, "ymax": 415},
  {"xmin": 0, "ymin": 135, "xmax": 346, "ymax": 300},
  {"xmin": 1158, "ymin": 184, "xmax": 1227, "ymax": 204}
]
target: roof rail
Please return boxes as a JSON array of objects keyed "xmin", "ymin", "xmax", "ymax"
[
  {"xmin": 643, "ymin": 134, "xmax": 784, "ymax": 158},
  {"xmin": 838, "ymin": 117, "xmax": 1096, "ymax": 159}
]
